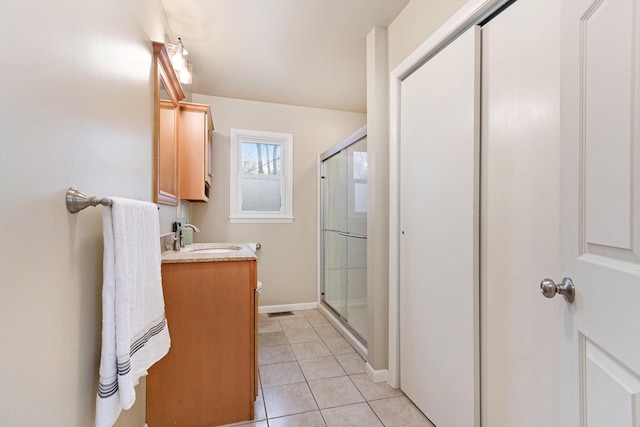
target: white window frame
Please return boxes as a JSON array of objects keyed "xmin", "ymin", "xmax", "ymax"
[{"xmin": 229, "ymin": 128, "xmax": 294, "ymax": 223}]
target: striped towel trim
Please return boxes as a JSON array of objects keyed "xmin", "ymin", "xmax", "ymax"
[
  {"xmin": 98, "ymin": 378, "xmax": 119, "ymax": 399},
  {"xmin": 130, "ymin": 318, "xmax": 167, "ymax": 357},
  {"xmin": 97, "ymin": 317, "xmax": 167, "ymax": 399}
]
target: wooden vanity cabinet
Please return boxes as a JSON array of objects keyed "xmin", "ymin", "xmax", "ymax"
[
  {"xmin": 147, "ymin": 260, "xmax": 257, "ymax": 427},
  {"xmin": 179, "ymin": 102, "xmax": 214, "ymax": 202}
]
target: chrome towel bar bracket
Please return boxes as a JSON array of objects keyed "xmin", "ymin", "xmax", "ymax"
[{"xmin": 65, "ymin": 187, "xmax": 112, "ymax": 214}]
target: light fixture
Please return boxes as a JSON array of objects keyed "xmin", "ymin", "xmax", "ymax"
[
  {"xmin": 167, "ymin": 37, "xmax": 192, "ymax": 85},
  {"xmin": 179, "ymin": 61, "xmax": 192, "ymax": 85}
]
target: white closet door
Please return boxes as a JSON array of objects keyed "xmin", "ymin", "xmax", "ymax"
[
  {"xmin": 399, "ymin": 26, "xmax": 480, "ymax": 427},
  {"xmin": 481, "ymin": 0, "xmax": 562, "ymax": 425}
]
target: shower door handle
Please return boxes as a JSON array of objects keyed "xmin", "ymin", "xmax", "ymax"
[{"xmin": 338, "ymin": 232, "xmax": 367, "ymax": 239}]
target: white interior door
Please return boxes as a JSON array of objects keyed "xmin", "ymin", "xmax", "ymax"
[
  {"xmin": 399, "ymin": 26, "xmax": 480, "ymax": 427},
  {"xmin": 560, "ymin": 0, "xmax": 640, "ymax": 425}
]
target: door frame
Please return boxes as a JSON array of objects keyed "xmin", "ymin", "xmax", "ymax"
[{"xmin": 388, "ymin": 0, "xmax": 510, "ymax": 389}]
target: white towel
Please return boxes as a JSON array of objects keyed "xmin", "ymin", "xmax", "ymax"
[{"xmin": 96, "ymin": 198, "xmax": 170, "ymax": 427}]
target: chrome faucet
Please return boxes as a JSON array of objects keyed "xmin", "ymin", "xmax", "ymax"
[{"xmin": 173, "ymin": 223, "xmax": 200, "ymax": 251}]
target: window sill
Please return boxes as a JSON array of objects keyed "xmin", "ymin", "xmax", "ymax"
[{"xmin": 228, "ymin": 216, "xmax": 294, "ymax": 224}]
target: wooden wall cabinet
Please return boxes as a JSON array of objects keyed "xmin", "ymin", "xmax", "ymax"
[
  {"xmin": 179, "ymin": 102, "xmax": 214, "ymax": 201},
  {"xmin": 153, "ymin": 42, "xmax": 185, "ymax": 206},
  {"xmin": 147, "ymin": 260, "xmax": 257, "ymax": 426},
  {"xmin": 158, "ymin": 99, "xmax": 178, "ymax": 203}
]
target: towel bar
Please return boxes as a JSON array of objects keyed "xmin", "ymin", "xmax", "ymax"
[{"xmin": 65, "ymin": 187, "xmax": 112, "ymax": 214}]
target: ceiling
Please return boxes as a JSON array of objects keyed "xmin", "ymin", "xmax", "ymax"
[{"xmin": 160, "ymin": 0, "xmax": 410, "ymax": 113}]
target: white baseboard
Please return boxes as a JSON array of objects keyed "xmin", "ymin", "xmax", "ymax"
[
  {"xmin": 366, "ymin": 363, "xmax": 389, "ymax": 384},
  {"xmin": 258, "ymin": 302, "xmax": 318, "ymax": 314}
]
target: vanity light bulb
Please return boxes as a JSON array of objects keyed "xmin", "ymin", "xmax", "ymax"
[
  {"xmin": 170, "ymin": 38, "xmax": 187, "ymax": 71},
  {"xmin": 179, "ymin": 62, "xmax": 193, "ymax": 85},
  {"xmin": 171, "ymin": 51, "xmax": 186, "ymax": 71}
]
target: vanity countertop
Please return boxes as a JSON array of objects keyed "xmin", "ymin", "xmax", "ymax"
[{"xmin": 161, "ymin": 243, "xmax": 257, "ymax": 264}]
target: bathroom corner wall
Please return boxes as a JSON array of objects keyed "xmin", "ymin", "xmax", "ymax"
[
  {"xmin": 366, "ymin": 27, "xmax": 390, "ymax": 374},
  {"xmin": 0, "ymin": 0, "xmax": 170, "ymax": 425},
  {"xmin": 190, "ymin": 94, "xmax": 365, "ymax": 307}
]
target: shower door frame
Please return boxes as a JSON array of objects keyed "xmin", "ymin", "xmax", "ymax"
[{"xmin": 318, "ymin": 125, "xmax": 367, "ymax": 345}]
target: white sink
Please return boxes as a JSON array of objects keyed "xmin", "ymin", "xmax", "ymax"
[
  {"xmin": 186, "ymin": 245, "xmax": 242, "ymax": 254},
  {"xmin": 191, "ymin": 248, "xmax": 237, "ymax": 254}
]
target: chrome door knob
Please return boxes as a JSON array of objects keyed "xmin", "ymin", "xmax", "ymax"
[{"xmin": 540, "ymin": 277, "xmax": 575, "ymax": 303}]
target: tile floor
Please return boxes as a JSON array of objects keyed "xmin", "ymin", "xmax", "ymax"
[{"xmin": 219, "ymin": 309, "xmax": 435, "ymax": 427}]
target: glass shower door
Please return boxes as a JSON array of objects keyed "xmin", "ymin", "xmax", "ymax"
[
  {"xmin": 345, "ymin": 138, "xmax": 367, "ymax": 339},
  {"xmin": 321, "ymin": 134, "xmax": 367, "ymax": 343},
  {"xmin": 322, "ymin": 150, "xmax": 348, "ymax": 319}
]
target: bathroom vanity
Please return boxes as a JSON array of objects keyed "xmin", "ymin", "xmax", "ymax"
[{"xmin": 146, "ymin": 244, "xmax": 257, "ymax": 427}]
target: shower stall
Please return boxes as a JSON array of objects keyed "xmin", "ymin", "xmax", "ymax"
[{"xmin": 319, "ymin": 126, "xmax": 367, "ymax": 344}]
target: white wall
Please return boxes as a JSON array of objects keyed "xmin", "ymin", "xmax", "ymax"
[
  {"xmin": 0, "ymin": 1, "xmax": 169, "ymax": 425},
  {"xmin": 387, "ymin": 0, "xmax": 468, "ymax": 71},
  {"xmin": 190, "ymin": 94, "xmax": 365, "ymax": 306}
]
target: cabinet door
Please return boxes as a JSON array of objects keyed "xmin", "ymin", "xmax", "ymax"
[
  {"xmin": 206, "ymin": 110, "xmax": 214, "ymax": 187},
  {"xmin": 158, "ymin": 100, "xmax": 179, "ymax": 205},
  {"xmin": 147, "ymin": 261, "xmax": 256, "ymax": 426},
  {"xmin": 179, "ymin": 102, "xmax": 213, "ymax": 201},
  {"xmin": 154, "ymin": 42, "xmax": 184, "ymax": 206}
]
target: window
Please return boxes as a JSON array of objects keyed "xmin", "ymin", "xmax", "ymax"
[
  {"xmin": 229, "ymin": 129, "xmax": 293, "ymax": 223},
  {"xmin": 352, "ymin": 150, "xmax": 368, "ymax": 213}
]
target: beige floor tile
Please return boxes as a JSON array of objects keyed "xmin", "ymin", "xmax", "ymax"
[
  {"xmin": 258, "ymin": 320, "xmax": 282, "ymax": 333},
  {"xmin": 259, "ymin": 361, "xmax": 305, "ymax": 388},
  {"xmin": 307, "ymin": 316, "xmax": 331, "ymax": 328},
  {"xmin": 321, "ymin": 402, "xmax": 383, "ymax": 427},
  {"xmin": 349, "ymin": 373, "xmax": 404, "ymax": 401},
  {"xmin": 254, "ymin": 393, "xmax": 266, "ymax": 421},
  {"xmin": 298, "ymin": 356, "xmax": 346, "ymax": 381},
  {"xmin": 291, "ymin": 310, "xmax": 307, "ymax": 316},
  {"xmin": 259, "ymin": 331, "xmax": 288, "ymax": 347},
  {"xmin": 217, "ymin": 419, "xmax": 267, "ymax": 427},
  {"xmin": 290, "ymin": 340, "xmax": 331, "ymax": 360},
  {"xmin": 314, "ymin": 325, "xmax": 341, "ymax": 341},
  {"xmin": 268, "ymin": 410, "xmax": 327, "ymax": 427},
  {"xmin": 308, "ymin": 376, "xmax": 365, "ymax": 409},
  {"xmin": 258, "ymin": 344, "xmax": 295, "ymax": 365},
  {"xmin": 369, "ymin": 396, "xmax": 435, "ymax": 427},
  {"xmin": 284, "ymin": 327, "xmax": 321, "ymax": 344},
  {"xmin": 324, "ymin": 337, "xmax": 356, "ymax": 355},
  {"xmin": 262, "ymin": 382, "xmax": 318, "ymax": 418},
  {"xmin": 232, "ymin": 310, "xmax": 431, "ymax": 427},
  {"xmin": 335, "ymin": 353, "xmax": 366, "ymax": 375},
  {"xmin": 279, "ymin": 317, "xmax": 313, "ymax": 331},
  {"xmin": 301, "ymin": 309, "xmax": 325, "ymax": 318}
]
